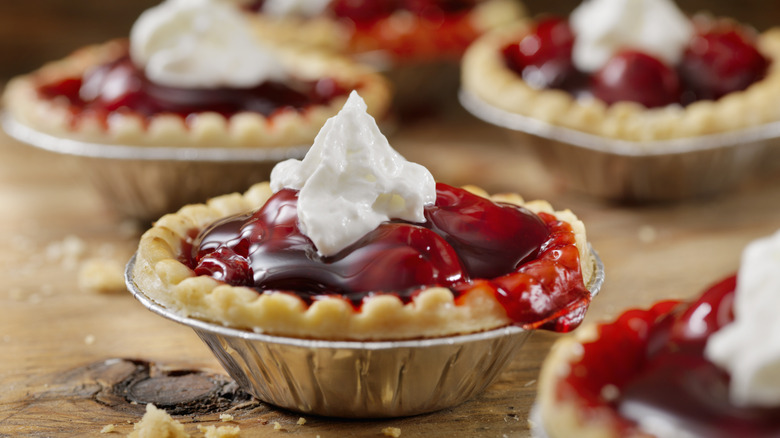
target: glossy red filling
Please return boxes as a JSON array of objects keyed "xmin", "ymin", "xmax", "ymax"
[
  {"xmin": 37, "ymin": 52, "xmax": 350, "ymax": 121},
  {"xmin": 183, "ymin": 183, "xmax": 591, "ymax": 331},
  {"xmin": 247, "ymin": 0, "xmax": 481, "ymax": 59},
  {"xmin": 502, "ymin": 17, "xmax": 769, "ymax": 108},
  {"xmin": 559, "ymin": 275, "xmax": 780, "ymax": 437}
]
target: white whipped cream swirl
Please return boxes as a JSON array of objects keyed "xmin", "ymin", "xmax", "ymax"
[
  {"xmin": 270, "ymin": 91, "xmax": 436, "ymax": 257},
  {"xmin": 569, "ymin": 0, "xmax": 694, "ymax": 73},
  {"xmin": 130, "ymin": 0, "xmax": 288, "ymax": 88},
  {"xmin": 705, "ymin": 229, "xmax": 780, "ymax": 407}
]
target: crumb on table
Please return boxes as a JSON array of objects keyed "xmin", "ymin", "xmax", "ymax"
[
  {"xmin": 197, "ymin": 424, "xmax": 241, "ymax": 438},
  {"xmin": 127, "ymin": 403, "xmax": 189, "ymax": 438},
  {"xmin": 382, "ymin": 426, "xmax": 402, "ymax": 437},
  {"xmin": 78, "ymin": 258, "xmax": 127, "ymax": 293}
]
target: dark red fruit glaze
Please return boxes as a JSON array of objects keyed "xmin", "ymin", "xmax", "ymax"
[
  {"xmin": 679, "ymin": 27, "xmax": 770, "ymax": 103},
  {"xmin": 185, "ymin": 183, "xmax": 591, "ymax": 330},
  {"xmin": 502, "ymin": 17, "xmax": 769, "ymax": 108},
  {"xmin": 558, "ymin": 275, "xmax": 780, "ymax": 437},
  {"xmin": 501, "ymin": 16, "xmax": 583, "ymax": 90},
  {"xmin": 37, "ymin": 55, "xmax": 350, "ymax": 120},
  {"xmin": 247, "ymin": 0, "xmax": 476, "ymax": 23},
  {"xmin": 246, "ymin": 0, "xmax": 480, "ymax": 59},
  {"xmin": 591, "ymin": 50, "xmax": 682, "ymax": 108}
]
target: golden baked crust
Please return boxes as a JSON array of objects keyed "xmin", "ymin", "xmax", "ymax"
[
  {"xmin": 535, "ymin": 324, "xmax": 643, "ymax": 438},
  {"xmin": 462, "ymin": 20, "xmax": 780, "ymax": 142},
  {"xmin": 131, "ymin": 182, "xmax": 595, "ymax": 341},
  {"xmin": 2, "ymin": 39, "xmax": 391, "ymax": 148}
]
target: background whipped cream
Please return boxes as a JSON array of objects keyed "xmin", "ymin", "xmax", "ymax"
[
  {"xmin": 570, "ymin": 0, "xmax": 694, "ymax": 73},
  {"xmin": 260, "ymin": 0, "xmax": 331, "ymax": 17},
  {"xmin": 270, "ymin": 91, "xmax": 436, "ymax": 257},
  {"xmin": 705, "ymin": 230, "xmax": 780, "ymax": 407},
  {"xmin": 130, "ymin": 0, "xmax": 288, "ymax": 88}
]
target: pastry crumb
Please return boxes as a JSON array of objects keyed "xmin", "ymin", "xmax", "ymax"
[
  {"xmin": 46, "ymin": 234, "xmax": 86, "ymax": 269},
  {"xmin": 78, "ymin": 258, "xmax": 127, "ymax": 293},
  {"xmin": 382, "ymin": 427, "xmax": 401, "ymax": 437},
  {"xmin": 197, "ymin": 424, "xmax": 241, "ymax": 438},
  {"xmin": 100, "ymin": 424, "xmax": 116, "ymax": 433},
  {"xmin": 85, "ymin": 334, "xmax": 96, "ymax": 345},
  {"xmin": 128, "ymin": 404, "xmax": 190, "ymax": 438},
  {"xmin": 219, "ymin": 414, "xmax": 234, "ymax": 422},
  {"xmin": 296, "ymin": 417, "xmax": 306, "ymax": 425},
  {"xmin": 272, "ymin": 421, "xmax": 283, "ymax": 431},
  {"xmin": 638, "ymin": 225, "xmax": 658, "ymax": 243}
]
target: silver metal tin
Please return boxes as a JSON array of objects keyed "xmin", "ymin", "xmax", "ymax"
[
  {"xmin": 1, "ymin": 114, "xmax": 308, "ymax": 223},
  {"xmin": 125, "ymin": 247, "xmax": 604, "ymax": 418},
  {"xmin": 459, "ymin": 90, "xmax": 780, "ymax": 202}
]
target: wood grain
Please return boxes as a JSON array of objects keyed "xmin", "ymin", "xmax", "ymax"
[
  {"xmin": 2, "ymin": 106, "xmax": 780, "ymax": 436},
  {"xmin": 2, "ymin": 1, "xmax": 780, "ymax": 436}
]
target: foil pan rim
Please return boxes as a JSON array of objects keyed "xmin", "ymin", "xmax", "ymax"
[
  {"xmin": 1, "ymin": 112, "xmax": 310, "ymax": 162},
  {"xmin": 124, "ymin": 245, "xmax": 604, "ymax": 349},
  {"xmin": 458, "ymin": 89, "xmax": 780, "ymax": 157}
]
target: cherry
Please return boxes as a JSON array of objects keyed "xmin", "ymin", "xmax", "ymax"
[
  {"xmin": 331, "ymin": 223, "xmax": 467, "ymax": 295},
  {"xmin": 502, "ymin": 16, "xmax": 577, "ymax": 89},
  {"xmin": 591, "ymin": 50, "xmax": 682, "ymax": 108},
  {"xmin": 195, "ymin": 247, "xmax": 252, "ymax": 286},
  {"xmin": 81, "ymin": 59, "xmax": 150, "ymax": 113},
  {"xmin": 38, "ymin": 78, "xmax": 83, "ymax": 105},
  {"xmin": 424, "ymin": 183, "xmax": 549, "ymax": 279},
  {"xmin": 679, "ymin": 29, "xmax": 769, "ymax": 101},
  {"xmin": 492, "ymin": 229, "xmax": 588, "ymax": 330},
  {"xmin": 666, "ymin": 275, "xmax": 736, "ymax": 345}
]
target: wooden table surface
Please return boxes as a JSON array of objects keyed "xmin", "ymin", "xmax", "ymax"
[
  {"xmin": 2, "ymin": 1, "xmax": 780, "ymax": 436},
  {"xmin": 1, "ymin": 100, "xmax": 780, "ymax": 437}
]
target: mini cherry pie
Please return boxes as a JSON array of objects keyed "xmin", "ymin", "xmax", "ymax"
[
  {"xmin": 244, "ymin": 0, "xmax": 524, "ymax": 63},
  {"xmin": 2, "ymin": 39, "xmax": 390, "ymax": 148},
  {"xmin": 462, "ymin": 14, "xmax": 780, "ymax": 141},
  {"xmin": 131, "ymin": 181, "xmax": 597, "ymax": 340},
  {"xmin": 535, "ymin": 275, "xmax": 780, "ymax": 438}
]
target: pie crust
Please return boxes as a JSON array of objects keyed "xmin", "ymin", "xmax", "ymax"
[
  {"xmin": 536, "ymin": 323, "xmax": 633, "ymax": 438},
  {"xmin": 131, "ymin": 182, "xmax": 595, "ymax": 341},
  {"xmin": 462, "ymin": 19, "xmax": 780, "ymax": 142},
  {"xmin": 2, "ymin": 39, "xmax": 391, "ymax": 148}
]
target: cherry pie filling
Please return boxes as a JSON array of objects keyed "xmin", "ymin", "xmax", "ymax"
[
  {"xmin": 182, "ymin": 183, "xmax": 591, "ymax": 332},
  {"xmin": 36, "ymin": 51, "xmax": 351, "ymax": 124},
  {"xmin": 502, "ymin": 16, "xmax": 770, "ymax": 108},
  {"xmin": 559, "ymin": 275, "xmax": 780, "ymax": 437},
  {"xmin": 247, "ymin": 0, "xmax": 482, "ymax": 59}
]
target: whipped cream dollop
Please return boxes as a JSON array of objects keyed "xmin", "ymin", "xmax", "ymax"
[
  {"xmin": 260, "ymin": 0, "xmax": 331, "ymax": 17},
  {"xmin": 130, "ymin": 0, "xmax": 288, "ymax": 88},
  {"xmin": 705, "ymin": 230, "xmax": 780, "ymax": 407},
  {"xmin": 270, "ymin": 91, "xmax": 436, "ymax": 257},
  {"xmin": 569, "ymin": 0, "xmax": 694, "ymax": 73}
]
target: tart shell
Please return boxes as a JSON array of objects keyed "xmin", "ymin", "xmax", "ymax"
[
  {"xmin": 2, "ymin": 39, "xmax": 391, "ymax": 149},
  {"xmin": 462, "ymin": 20, "xmax": 780, "ymax": 142},
  {"xmin": 131, "ymin": 182, "xmax": 595, "ymax": 341}
]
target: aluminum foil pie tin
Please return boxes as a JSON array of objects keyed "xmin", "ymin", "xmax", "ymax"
[
  {"xmin": 459, "ymin": 90, "xmax": 780, "ymax": 202},
  {"xmin": 125, "ymin": 246, "xmax": 604, "ymax": 418},
  {"xmin": 1, "ymin": 113, "xmax": 309, "ymax": 223}
]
